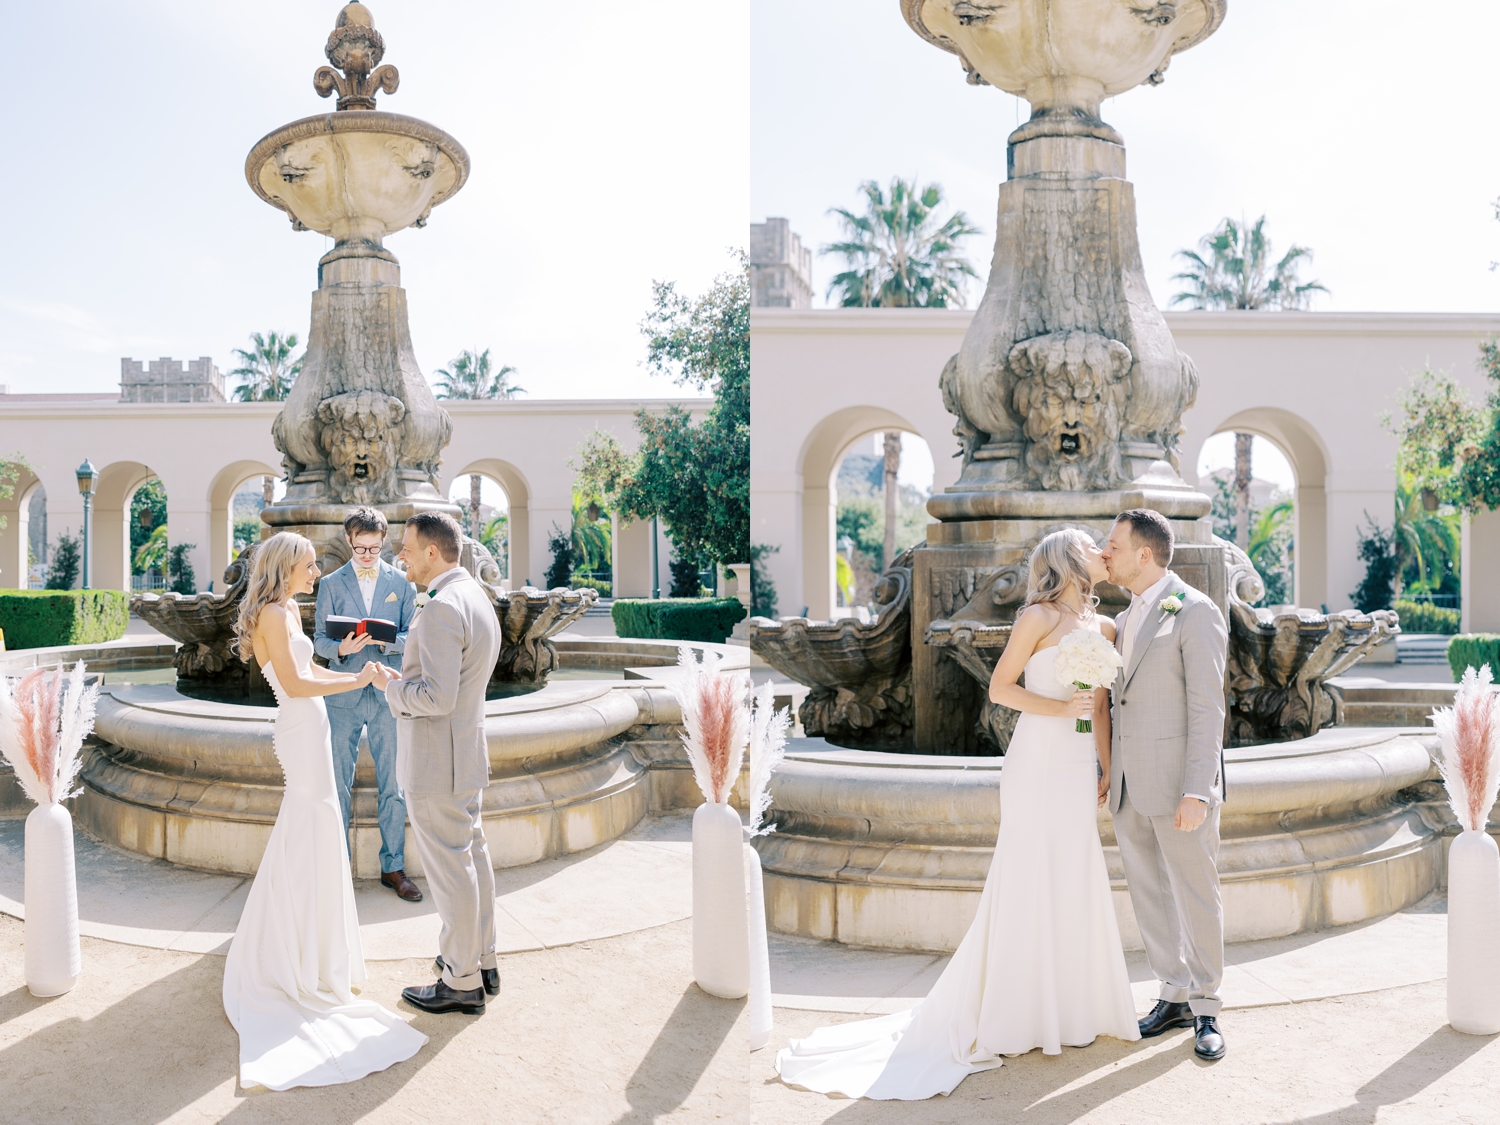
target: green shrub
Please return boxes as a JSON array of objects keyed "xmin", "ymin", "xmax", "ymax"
[
  {"xmin": 1393, "ymin": 599, "xmax": 1460, "ymax": 635},
  {"xmin": 1447, "ymin": 634, "xmax": 1500, "ymax": 681},
  {"xmin": 611, "ymin": 597, "xmax": 747, "ymax": 643},
  {"xmin": 572, "ymin": 577, "xmax": 612, "ymax": 597},
  {"xmin": 0, "ymin": 589, "xmax": 130, "ymax": 649}
]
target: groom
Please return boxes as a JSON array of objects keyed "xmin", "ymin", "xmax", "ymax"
[
  {"xmin": 371, "ymin": 511, "xmax": 502, "ymax": 1016},
  {"xmin": 1101, "ymin": 509, "xmax": 1230, "ymax": 1062}
]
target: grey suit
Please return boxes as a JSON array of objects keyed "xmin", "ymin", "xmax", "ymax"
[
  {"xmin": 385, "ymin": 567, "xmax": 502, "ymax": 992},
  {"xmin": 1110, "ymin": 574, "xmax": 1229, "ymax": 1017}
]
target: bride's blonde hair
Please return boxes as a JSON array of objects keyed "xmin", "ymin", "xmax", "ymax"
[
  {"xmin": 1023, "ymin": 528, "xmax": 1099, "ymax": 614},
  {"xmin": 233, "ymin": 531, "xmax": 314, "ymax": 662}
]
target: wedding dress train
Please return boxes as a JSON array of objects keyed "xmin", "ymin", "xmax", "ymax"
[
  {"xmin": 775, "ymin": 645, "xmax": 1140, "ymax": 1100},
  {"xmin": 222, "ymin": 631, "xmax": 427, "ymax": 1090}
]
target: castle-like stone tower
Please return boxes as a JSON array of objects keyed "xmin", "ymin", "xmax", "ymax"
[
  {"xmin": 751, "ymin": 218, "xmax": 813, "ymax": 308},
  {"xmin": 119, "ymin": 358, "xmax": 226, "ymax": 403}
]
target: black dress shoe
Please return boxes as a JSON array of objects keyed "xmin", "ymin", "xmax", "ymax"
[
  {"xmin": 401, "ymin": 979, "xmax": 485, "ymax": 1015},
  {"xmin": 1138, "ymin": 1000, "xmax": 1195, "ymax": 1038},
  {"xmin": 1194, "ymin": 1015, "xmax": 1225, "ymax": 1060},
  {"xmin": 434, "ymin": 955, "xmax": 500, "ymax": 997}
]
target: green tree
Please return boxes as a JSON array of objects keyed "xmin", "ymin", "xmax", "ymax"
[
  {"xmin": 749, "ymin": 543, "xmax": 780, "ymax": 618},
  {"xmin": 479, "ymin": 513, "xmax": 508, "ymax": 577},
  {"xmin": 130, "ymin": 479, "xmax": 168, "ymax": 571},
  {"xmin": 1454, "ymin": 340, "xmax": 1500, "ymax": 512},
  {"xmin": 1247, "ymin": 499, "xmax": 1293, "ymax": 606},
  {"xmin": 0, "ymin": 454, "xmax": 27, "ymax": 532},
  {"xmin": 134, "ymin": 524, "xmax": 168, "ymax": 575},
  {"xmin": 169, "ymin": 543, "xmax": 197, "ymax": 595},
  {"xmin": 231, "ymin": 331, "xmax": 302, "ymax": 401},
  {"xmin": 46, "ymin": 531, "xmax": 80, "ymax": 590},
  {"xmin": 1351, "ymin": 518, "xmax": 1399, "ymax": 613},
  {"xmin": 544, "ymin": 525, "xmax": 574, "ymax": 589},
  {"xmin": 1392, "ymin": 472, "xmax": 1460, "ymax": 598},
  {"xmin": 432, "ymin": 349, "xmax": 525, "ymax": 400},
  {"xmin": 570, "ymin": 495, "xmax": 611, "ymax": 577},
  {"xmin": 823, "ymin": 178, "xmax": 980, "ymax": 308},
  {"xmin": 573, "ymin": 256, "xmax": 749, "ymax": 567},
  {"xmin": 1170, "ymin": 216, "xmax": 1328, "ymax": 311},
  {"xmin": 1385, "ymin": 367, "xmax": 1484, "ymax": 507}
]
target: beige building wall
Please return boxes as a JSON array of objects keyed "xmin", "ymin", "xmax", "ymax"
[
  {"xmin": 751, "ymin": 308, "xmax": 1500, "ymax": 619},
  {"xmin": 0, "ymin": 398, "xmax": 708, "ymax": 595}
]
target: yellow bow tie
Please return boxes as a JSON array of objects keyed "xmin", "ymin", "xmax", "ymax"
[{"xmin": 355, "ymin": 567, "xmax": 378, "ymax": 580}]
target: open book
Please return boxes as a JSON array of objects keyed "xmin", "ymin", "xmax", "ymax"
[{"xmin": 324, "ymin": 616, "xmax": 399, "ymax": 644}]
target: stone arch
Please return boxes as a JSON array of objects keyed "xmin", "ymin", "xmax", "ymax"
[
  {"xmin": 0, "ymin": 465, "xmax": 44, "ymax": 589},
  {"xmin": 207, "ymin": 460, "xmax": 280, "ymax": 588},
  {"xmin": 92, "ymin": 461, "xmax": 159, "ymax": 591},
  {"xmin": 444, "ymin": 459, "xmax": 530, "ymax": 590},
  {"xmin": 1190, "ymin": 407, "xmax": 1332, "ymax": 610},
  {"xmin": 798, "ymin": 405, "xmax": 923, "ymax": 620}
]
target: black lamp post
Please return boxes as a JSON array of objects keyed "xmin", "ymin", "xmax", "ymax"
[{"xmin": 75, "ymin": 459, "xmax": 98, "ymax": 590}]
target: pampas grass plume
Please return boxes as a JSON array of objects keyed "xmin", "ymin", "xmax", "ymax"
[
  {"xmin": 1432, "ymin": 663, "xmax": 1500, "ymax": 833},
  {"xmin": 0, "ymin": 662, "xmax": 99, "ymax": 806},
  {"xmin": 746, "ymin": 682, "xmax": 790, "ymax": 837},
  {"xmin": 671, "ymin": 647, "xmax": 749, "ymax": 805}
]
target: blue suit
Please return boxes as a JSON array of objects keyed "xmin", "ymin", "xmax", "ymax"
[{"xmin": 313, "ymin": 558, "xmax": 418, "ymax": 874}]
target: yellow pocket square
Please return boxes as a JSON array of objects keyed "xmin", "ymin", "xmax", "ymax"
[{"xmin": 385, "ymin": 592, "xmax": 399, "ymax": 603}]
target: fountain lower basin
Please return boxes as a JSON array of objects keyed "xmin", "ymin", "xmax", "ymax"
[{"xmin": 754, "ymin": 729, "xmax": 1446, "ymax": 952}]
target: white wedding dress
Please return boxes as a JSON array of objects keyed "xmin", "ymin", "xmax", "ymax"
[
  {"xmin": 222, "ymin": 631, "xmax": 427, "ymax": 1091},
  {"xmin": 776, "ymin": 645, "xmax": 1140, "ymax": 1099}
]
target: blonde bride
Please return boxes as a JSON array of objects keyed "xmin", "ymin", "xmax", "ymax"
[
  {"xmin": 775, "ymin": 528, "xmax": 1139, "ymax": 1099},
  {"xmin": 222, "ymin": 531, "xmax": 427, "ymax": 1091}
]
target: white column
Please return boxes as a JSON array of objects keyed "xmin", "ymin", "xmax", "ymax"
[
  {"xmin": 1323, "ymin": 470, "xmax": 1395, "ymax": 612},
  {"xmin": 1463, "ymin": 508, "xmax": 1500, "ymax": 633},
  {"xmin": 752, "ymin": 466, "xmax": 802, "ymax": 619}
]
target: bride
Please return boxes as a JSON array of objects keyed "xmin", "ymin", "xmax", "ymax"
[
  {"xmin": 223, "ymin": 531, "xmax": 428, "ymax": 1091},
  {"xmin": 775, "ymin": 528, "xmax": 1140, "ymax": 1100}
]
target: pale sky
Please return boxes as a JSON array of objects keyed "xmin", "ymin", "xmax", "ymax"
[
  {"xmin": 752, "ymin": 0, "xmax": 1500, "ymax": 314},
  {"xmin": 0, "ymin": 1, "xmax": 749, "ymax": 399}
]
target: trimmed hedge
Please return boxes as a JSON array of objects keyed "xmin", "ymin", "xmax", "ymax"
[
  {"xmin": 1447, "ymin": 634, "xmax": 1500, "ymax": 682},
  {"xmin": 0, "ymin": 589, "xmax": 130, "ymax": 650},
  {"xmin": 572, "ymin": 578, "xmax": 613, "ymax": 597},
  {"xmin": 612, "ymin": 597, "xmax": 747, "ymax": 644},
  {"xmin": 1393, "ymin": 599, "xmax": 1460, "ymax": 636}
]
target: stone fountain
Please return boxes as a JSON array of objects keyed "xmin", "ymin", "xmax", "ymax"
[
  {"xmin": 134, "ymin": 3, "xmax": 592, "ymax": 696},
  {"xmin": 85, "ymin": 5, "xmax": 696, "ymax": 880},
  {"xmin": 751, "ymin": 0, "xmax": 1423, "ymax": 954}
]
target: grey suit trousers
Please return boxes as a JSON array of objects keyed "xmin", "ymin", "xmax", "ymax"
[
  {"xmin": 1113, "ymin": 779, "xmax": 1225, "ymax": 1017},
  {"xmin": 407, "ymin": 789, "xmax": 497, "ymax": 991}
]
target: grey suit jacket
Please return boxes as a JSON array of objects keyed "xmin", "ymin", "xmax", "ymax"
[
  {"xmin": 1108, "ymin": 574, "xmax": 1229, "ymax": 818},
  {"xmin": 385, "ymin": 568, "xmax": 501, "ymax": 796}
]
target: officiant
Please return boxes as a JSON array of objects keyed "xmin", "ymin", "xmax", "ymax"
[{"xmin": 313, "ymin": 506, "xmax": 423, "ymax": 902}]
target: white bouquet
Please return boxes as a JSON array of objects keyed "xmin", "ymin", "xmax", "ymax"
[{"xmin": 1052, "ymin": 628, "xmax": 1124, "ymax": 733}]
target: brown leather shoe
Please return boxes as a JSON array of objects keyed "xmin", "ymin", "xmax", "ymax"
[{"xmin": 381, "ymin": 869, "xmax": 423, "ymax": 902}]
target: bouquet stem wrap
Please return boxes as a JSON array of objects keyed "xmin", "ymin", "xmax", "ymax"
[{"xmin": 1052, "ymin": 629, "xmax": 1124, "ymax": 737}]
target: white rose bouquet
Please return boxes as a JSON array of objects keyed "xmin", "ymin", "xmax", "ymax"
[{"xmin": 1052, "ymin": 628, "xmax": 1124, "ymax": 733}]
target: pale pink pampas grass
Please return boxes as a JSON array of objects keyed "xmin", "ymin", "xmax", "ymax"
[
  {"xmin": 746, "ymin": 682, "xmax": 790, "ymax": 837},
  {"xmin": 0, "ymin": 662, "xmax": 98, "ymax": 806},
  {"xmin": 671, "ymin": 647, "xmax": 749, "ymax": 805},
  {"xmin": 1432, "ymin": 663, "xmax": 1500, "ymax": 833}
]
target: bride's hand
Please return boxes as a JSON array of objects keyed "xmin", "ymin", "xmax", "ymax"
[
  {"xmin": 1097, "ymin": 774, "xmax": 1109, "ymax": 809},
  {"xmin": 1062, "ymin": 690, "xmax": 1094, "ymax": 720},
  {"xmin": 356, "ymin": 662, "xmax": 380, "ymax": 688}
]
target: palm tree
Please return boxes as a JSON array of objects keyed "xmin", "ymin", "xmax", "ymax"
[
  {"xmin": 1170, "ymin": 216, "xmax": 1328, "ymax": 311},
  {"xmin": 570, "ymin": 496, "xmax": 610, "ymax": 575},
  {"xmin": 823, "ymin": 178, "xmax": 981, "ymax": 308},
  {"xmin": 1247, "ymin": 499, "xmax": 1293, "ymax": 605},
  {"xmin": 1391, "ymin": 472, "xmax": 1460, "ymax": 598},
  {"xmin": 432, "ymin": 349, "xmax": 525, "ymax": 400},
  {"xmin": 230, "ymin": 331, "xmax": 302, "ymax": 401}
]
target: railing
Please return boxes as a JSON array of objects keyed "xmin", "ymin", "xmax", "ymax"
[
  {"xmin": 131, "ymin": 575, "xmax": 169, "ymax": 593},
  {"xmin": 1402, "ymin": 592, "xmax": 1459, "ymax": 609}
]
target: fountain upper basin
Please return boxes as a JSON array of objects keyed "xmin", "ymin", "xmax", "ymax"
[{"xmin": 246, "ymin": 111, "xmax": 469, "ymax": 243}]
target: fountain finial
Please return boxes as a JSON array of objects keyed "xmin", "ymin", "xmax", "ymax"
[{"xmin": 314, "ymin": 3, "xmax": 399, "ymax": 111}]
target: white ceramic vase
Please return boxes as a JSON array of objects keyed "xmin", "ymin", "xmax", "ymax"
[
  {"xmin": 692, "ymin": 801, "xmax": 749, "ymax": 999},
  {"xmin": 744, "ymin": 841, "xmax": 772, "ymax": 1050},
  {"xmin": 24, "ymin": 801, "xmax": 81, "ymax": 998},
  {"xmin": 1448, "ymin": 828, "xmax": 1500, "ymax": 1035}
]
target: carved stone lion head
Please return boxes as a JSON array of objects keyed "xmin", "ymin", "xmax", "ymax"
[
  {"xmin": 1009, "ymin": 331, "xmax": 1131, "ymax": 491},
  {"xmin": 317, "ymin": 390, "xmax": 406, "ymax": 504}
]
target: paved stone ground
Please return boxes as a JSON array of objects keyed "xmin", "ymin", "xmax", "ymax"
[
  {"xmin": 759, "ymin": 982, "xmax": 1500, "ymax": 1125},
  {"xmin": 0, "ymin": 913, "xmax": 748, "ymax": 1125}
]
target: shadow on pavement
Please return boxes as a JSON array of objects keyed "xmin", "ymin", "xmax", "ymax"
[{"xmin": 610, "ymin": 983, "xmax": 744, "ymax": 1124}]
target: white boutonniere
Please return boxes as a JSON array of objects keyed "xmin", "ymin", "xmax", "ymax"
[
  {"xmin": 414, "ymin": 592, "xmax": 431, "ymax": 608},
  {"xmin": 1159, "ymin": 591, "xmax": 1185, "ymax": 614}
]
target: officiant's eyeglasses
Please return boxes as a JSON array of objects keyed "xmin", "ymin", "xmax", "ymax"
[{"xmin": 350, "ymin": 545, "xmax": 383, "ymax": 557}]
